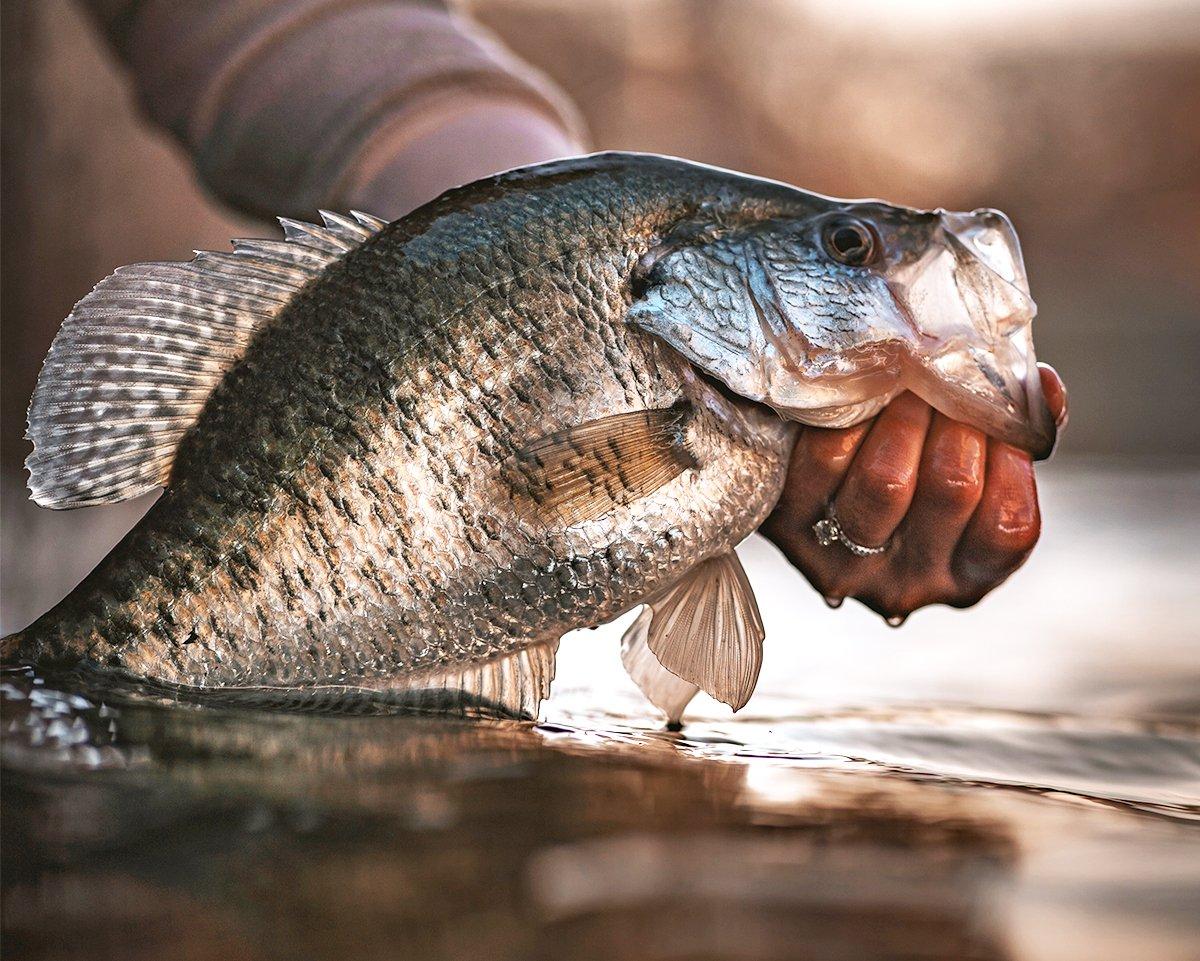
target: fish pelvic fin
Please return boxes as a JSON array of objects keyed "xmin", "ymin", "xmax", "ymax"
[
  {"xmin": 620, "ymin": 605, "xmax": 700, "ymax": 725},
  {"xmin": 508, "ymin": 402, "xmax": 697, "ymax": 528},
  {"xmin": 623, "ymin": 549, "xmax": 765, "ymax": 719},
  {"xmin": 24, "ymin": 210, "xmax": 388, "ymax": 509}
]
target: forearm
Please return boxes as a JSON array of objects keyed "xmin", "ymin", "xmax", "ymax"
[
  {"xmin": 81, "ymin": 0, "xmax": 587, "ymax": 219},
  {"xmin": 343, "ymin": 94, "xmax": 585, "ymax": 218}
]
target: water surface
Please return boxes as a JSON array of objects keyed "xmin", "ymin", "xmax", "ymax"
[{"xmin": 3, "ymin": 462, "xmax": 1198, "ymax": 961}]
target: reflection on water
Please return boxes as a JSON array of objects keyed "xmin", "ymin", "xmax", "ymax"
[
  {"xmin": 3, "ymin": 464, "xmax": 1199, "ymax": 961},
  {"xmin": 3, "ymin": 663, "xmax": 1198, "ymax": 961}
]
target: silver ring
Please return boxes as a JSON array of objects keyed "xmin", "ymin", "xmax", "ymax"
[{"xmin": 812, "ymin": 502, "xmax": 890, "ymax": 557}]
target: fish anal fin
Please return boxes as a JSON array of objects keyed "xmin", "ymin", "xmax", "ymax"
[
  {"xmin": 395, "ymin": 640, "xmax": 559, "ymax": 719},
  {"xmin": 509, "ymin": 402, "xmax": 696, "ymax": 527},
  {"xmin": 620, "ymin": 606, "xmax": 699, "ymax": 724},
  {"xmin": 643, "ymin": 550, "xmax": 765, "ymax": 712},
  {"xmin": 24, "ymin": 210, "xmax": 388, "ymax": 509}
]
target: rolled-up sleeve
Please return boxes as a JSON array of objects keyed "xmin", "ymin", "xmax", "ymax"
[{"xmin": 82, "ymin": 0, "xmax": 586, "ymax": 217}]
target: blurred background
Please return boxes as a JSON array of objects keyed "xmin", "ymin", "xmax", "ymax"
[
  {"xmin": 3, "ymin": 0, "xmax": 1198, "ymax": 682},
  {"xmin": 3, "ymin": 4, "xmax": 1199, "ymax": 960}
]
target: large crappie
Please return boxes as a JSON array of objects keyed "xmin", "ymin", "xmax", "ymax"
[{"xmin": 3, "ymin": 153, "xmax": 1054, "ymax": 722}]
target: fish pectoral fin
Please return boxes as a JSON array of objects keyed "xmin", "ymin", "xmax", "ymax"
[
  {"xmin": 508, "ymin": 402, "xmax": 696, "ymax": 527},
  {"xmin": 620, "ymin": 605, "xmax": 700, "ymax": 725},
  {"xmin": 24, "ymin": 209, "xmax": 387, "ymax": 509},
  {"xmin": 637, "ymin": 550, "xmax": 765, "ymax": 713}
]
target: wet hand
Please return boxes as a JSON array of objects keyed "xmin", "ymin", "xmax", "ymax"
[{"xmin": 760, "ymin": 364, "xmax": 1068, "ymax": 622}]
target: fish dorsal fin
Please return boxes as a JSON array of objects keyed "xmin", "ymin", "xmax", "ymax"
[
  {"xmin": 620, "ymin": 605, "xmax": 700, "ymax": 725},
  {"xmin": 623, "ymin": 550, "xmax": 765, "ymax": 716},
  {"xmin": 24, "ymin": 210, "xmax": 387, "ymax": 509},
  {"xmin": 508, "ymin": 402, "xmax": 697, "ymax": 527}
]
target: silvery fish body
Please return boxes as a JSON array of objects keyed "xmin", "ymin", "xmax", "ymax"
[{"xmin": 4, "ymin": 154, "xmax": 1054, "ymax": 720}]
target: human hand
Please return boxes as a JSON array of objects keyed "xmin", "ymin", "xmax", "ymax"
[{"xmin": 760, "ymin": 364, "xmax": 1068, "ymax": 623}]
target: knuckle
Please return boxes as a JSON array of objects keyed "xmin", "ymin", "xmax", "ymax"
[
  {"xmin": 987, "ymin": 519, "xmax": 1040, "ymax": 555},
  {"xmin": 923, "ymin": 468, "xmax": 985, "ymax": 511},
  {"xmin": 854, "ymin": 462, "xmax": 913, "ymax": 511},
  {"xmin": 800, "ymin": 429, "xmax": 861, "ymax": 481}
]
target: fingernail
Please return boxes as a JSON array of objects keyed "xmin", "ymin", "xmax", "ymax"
[{"xmin": 1038, "ymin": 363, "xmax": 1069, "ymax": 429}]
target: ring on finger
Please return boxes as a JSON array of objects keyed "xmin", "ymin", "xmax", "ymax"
[{"xmin": 812, "ymin": 502, "xmax": 891, "ymax": 557}]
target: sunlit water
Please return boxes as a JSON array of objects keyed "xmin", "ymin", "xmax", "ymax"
[{"xmin": 3, "ymin": 462, "xmax": 1199, "ymax": 961}]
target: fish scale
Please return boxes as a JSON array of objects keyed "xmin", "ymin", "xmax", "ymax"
[{"xmin": 6, "ymin": 154, "xmax": 1053, "ymax": 721}]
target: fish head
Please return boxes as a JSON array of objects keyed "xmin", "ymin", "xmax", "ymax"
[{"xmin": 631, "ymin": 201, "xmax": 1055, "ymax": 458}]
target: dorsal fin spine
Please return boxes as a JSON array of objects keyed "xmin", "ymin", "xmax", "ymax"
[{"xmin": 24, "ymin": 210, "xmax": 388, "ymax": 509}]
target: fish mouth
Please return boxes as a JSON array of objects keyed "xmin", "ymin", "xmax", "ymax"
[
  {"xmin": 695, "ymin": 344, "xmax": 1055, "ymax": 457},
  {"xmin": 690, "ymin": 362, "xmax": 882, "ymax": 431},
  {"xmin": 903, "ymin": 328, "xmax": 1057, "ymax": 459},
  {"xmin": 888, "ymin": 207, "xmax": 1057, "ymax": 459}
]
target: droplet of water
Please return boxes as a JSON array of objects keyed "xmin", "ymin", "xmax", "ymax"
[
  {"xmin": 823, "ymin": 596, "xmax": 844, "ymax": 609},
  {"xmin": 885, "ymin": 614, "xmax": 907, "ymax": 628}
]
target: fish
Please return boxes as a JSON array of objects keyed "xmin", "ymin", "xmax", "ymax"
[{"xmin": 1, "ymin": 153, "xmax": 1055, "ymax": 723}]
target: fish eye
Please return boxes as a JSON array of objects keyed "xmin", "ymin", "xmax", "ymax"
[{"xmin": 822, "ymin": 217, "xmax": 877, "ymax": 267}]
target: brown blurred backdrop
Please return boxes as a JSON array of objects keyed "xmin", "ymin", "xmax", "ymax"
[{"xmin": 2, "ymin": 0, "xmax": 1199, "ymax": 630}]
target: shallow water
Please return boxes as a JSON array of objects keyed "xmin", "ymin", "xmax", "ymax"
[{"xmin": 3, "ymin": 462, "xmax": 1199, "ymax": 961}]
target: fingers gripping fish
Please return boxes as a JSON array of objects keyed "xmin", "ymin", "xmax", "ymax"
[{"xmin": 3, "ymin": 154, "xmax": 1055, "ymax": 723}]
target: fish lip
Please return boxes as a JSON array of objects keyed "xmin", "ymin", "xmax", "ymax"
[
  {"xmin": 1011, "ymin": 408, "xmax": 1057, "ymax": 460},
  {"xmin": 1019, "ymin": 355, "xmax": 1058, "ymax": 460},
  {"xmin": 905, "ymin": 354, "xmax": 1057, "ymax": 459},
  {"xmin": 887, "ymin": 207, "xmax": 1054, "ymax": 458},
  {"xmin": 691, "ymin": 363, "xmax": 883, "ymax": 432},
  {"xmin": 940, "ymin": 207, "xmax": 1033, "ymax": 301},
  {"xmin": 769, "ymin": 393, "xmax": 897, "ymax": 431},
  {"xmin": 691, "ymin": 347, "xmax": 1057, "ymax": 457},
  {"xmin": 1033, "ymin": 425, "xmax": 1058, "ymax": 460}
]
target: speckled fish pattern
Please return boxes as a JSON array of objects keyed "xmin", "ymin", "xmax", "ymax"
[{"xmin": 10, "ymin": 155, "xmax": 818, "ymax": 696}]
